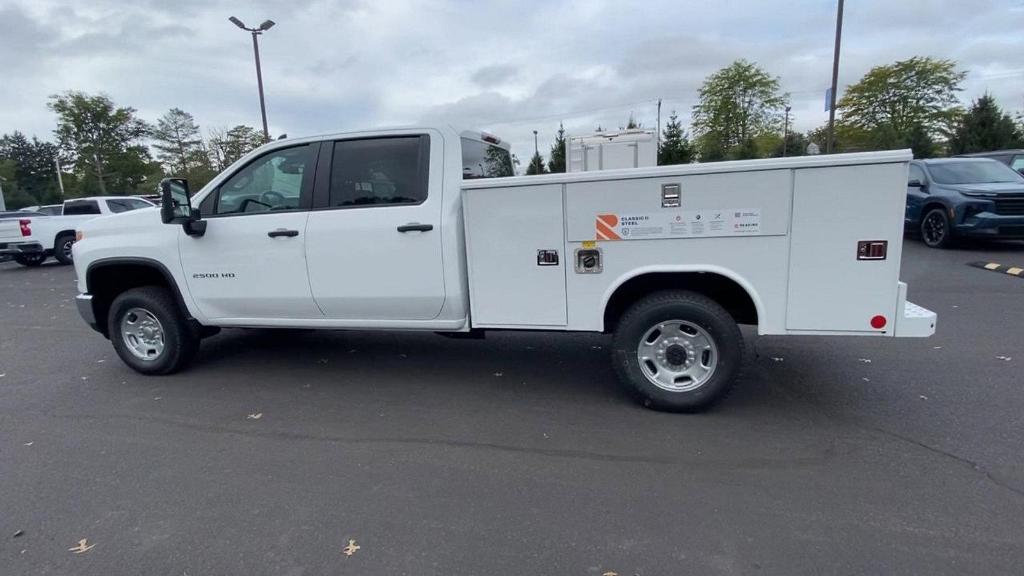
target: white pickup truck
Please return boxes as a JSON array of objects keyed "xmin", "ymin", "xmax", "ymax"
[
  {"xmin": 0, "ymin": 196, "xmax": 154, "ymax": 266},
  {"xmin": 71, "ymin": 126, "xmax": 936, "ymax": 411}
]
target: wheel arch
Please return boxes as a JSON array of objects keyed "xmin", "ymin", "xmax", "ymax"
[
  {"xmin": 85, "ymin": 257, "xmax": 194, "ymax": 338},
  {"xmin": 601, "ymin": 266, "xmax": 764, "ymax": 333}
]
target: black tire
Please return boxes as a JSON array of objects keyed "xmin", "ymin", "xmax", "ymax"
[
  {"xmin": 611, "ymin": 290, "xmax": 744, "ymax": 412},
  {"xmin": 107, "ymin": 286, "xmax": 199, "ymax": 375},
  {"xmin": 921, "ymin": 207, "xmax": 952, "ymax": 248},
  {"xmin": 14, "ymin": 253, "xmax": 46, "ymax": 267},
  {"xmin": 54, "ymin": 233, "xmax": 75, "ymax": 265}
]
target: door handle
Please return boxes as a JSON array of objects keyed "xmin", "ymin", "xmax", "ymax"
[
  {"xmin": 397, "ymin": 223, "xmax": 434, "ymax": 233},
  {"xmin": 267, "ymin": 229, "xmax": 299, "ymax": 238}
]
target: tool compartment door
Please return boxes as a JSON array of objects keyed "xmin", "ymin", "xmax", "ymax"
[
  {"xmin": 786, "ymin": 162, "xmax": 907, "ymax": 332},
  {"xmin": 462, "ymin": 184, "xmax": 567, "ymax": 328}
]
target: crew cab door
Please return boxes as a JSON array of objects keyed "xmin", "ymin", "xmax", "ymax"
[
  {"xmin": 181, "ymin": 143, "xmax": 323, "ymax": 320},
  {"xmin": 304, "ymin": 133, "xmax": 446, "ymax": 321}
]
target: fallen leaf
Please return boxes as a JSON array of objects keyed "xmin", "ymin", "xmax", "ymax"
[
  {"xmin": 23, "ymin": 441, "xmax": 33, "ymax": 446},
  {"xmin": 68, "ymin": 539, "xmax": 95, "ymax": 554},
  {"xmin": 919, "ymin": 395, "xmax": 929, "ymax": 400},
  {"xmin": 96, "ymin": 359, "xmax": 105, "ymax": 363},
  {"xmin": 770, "ymin": 357, "xmax": 784, "ymax": 362},
  {"xmin": 342, "ymin": 539, "xmax": 360, "ymax": 557},
  {"xmin": 862, "ymin": 377, "xmax": 871, "ymax": 382},
  {"xmin": 933, "ymin": 346, "xmax": 942, "ymax": 350},
  {"xmin": 13, "ymin": 530, "xmax": 23, "ymax": 538},
  {"xmin": 858, "ymin": 358, "xmax": 872, "ymax": 363},
  {"xmin": 81, "ymin": 376, "xmax": 88, "ymax": 381},
  {"xmin": 0, "ymin": 373, "xmax": 5, "ymax": 378},
  {"xmin": 247, "ymin": 413, "xmax": 263, "ymax": 420},
  {"xmin": 494, "ymin": 372, "xmax": 503, "ymax": 377},
  {"xmin": 153, "ymin": 397, "xmax": 162, "ymax": 401},
  {"xmin": 603, "ymin": 572, "xmax": 619, "ymax": 576},
  {"xmin": 996, "ymin": 356, "xmax": 1012, "ymax": 361}
]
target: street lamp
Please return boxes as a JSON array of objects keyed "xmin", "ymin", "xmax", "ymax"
[
  {"xmin": 826, "ymin": 0, "xmax": 845, "ymax": 154},
  {"xmin": 229, "ymin": 16, "xmax": 276, "ymax": 142}
]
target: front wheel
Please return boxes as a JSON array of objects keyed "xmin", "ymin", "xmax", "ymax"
[
  {"xmin": 54, "ymin": 233, "xmax": 75, "ymax": 265},
  {"xmin": 921, "ymin": 207, "xmax": 952, "ymax": 248},
  {"xmin": 108, "ymin": 286, "xmax": 199, "ymax": 375},
  {"xmin": 611, "ymin": 291, "xmax": 744, "ymax": 412}
]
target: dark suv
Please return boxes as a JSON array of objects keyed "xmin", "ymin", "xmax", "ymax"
[
  {"xmin": 957, "ymin": 149, "xmax": 1024, "ymax": 176},
  {"xmin": 906, "ymin": 158, "xmax": 1024, "ymax": 248}
]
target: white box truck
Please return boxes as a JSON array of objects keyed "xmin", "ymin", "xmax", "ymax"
[
  {"xmin": 70, "ymin": 126, "xmax": 935, "ymax": 412},
  {"xmin": 568, "ymin": 129, "xmax": 658, "ymax": 172}
]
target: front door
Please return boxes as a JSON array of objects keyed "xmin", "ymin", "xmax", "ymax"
[
  {"xmin": 304, "ymin": 133, "xmax": 446, "ymax": 321},
  {"xmin": 181, "ymin": 143, "xmax": 322, "ymax": 321}
]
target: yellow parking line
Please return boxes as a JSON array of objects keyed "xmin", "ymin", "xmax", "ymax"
[
  {"xmin": 1007, "ymin": 267, "xmax": 1023, "ymax": 276},
  {"xmin": 984, "ymin": 263, "xmax": 1001, "ymax": 270}
]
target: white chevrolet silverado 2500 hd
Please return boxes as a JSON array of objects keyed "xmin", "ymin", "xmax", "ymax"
[
  {"xmin": 71, "ymin": 126, "xmax": 936, "ymax": 411},
  {"xmin": 1, "ymin": 196, "xmax": 155, "ymax": 266}
]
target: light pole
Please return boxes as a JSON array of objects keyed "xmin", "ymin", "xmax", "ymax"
[
  {"xmin": 54, "ymin": 157, "xmax": 65, "ymax": 199},
  {"xmin": 783, "ymin": 105, "xmax": 791, "ymax": 157},
  {"xmin": 533, "ymin": 130, "xmax": 539, "ymax": 157},
  {"xmin": 826, "ymin": 0, "xmax": 844, "ymax": 154},
  {"xmin": 229, "ymin": 16, "xmax": 276, "ymax": 142}
]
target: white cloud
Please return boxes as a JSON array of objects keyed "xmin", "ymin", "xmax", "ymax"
[{"xmin": 1, "ymin": 0, "xmax": 1022, "ymax": 163}]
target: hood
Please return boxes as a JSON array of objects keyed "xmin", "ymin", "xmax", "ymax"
[{"xmin": 954, "ymin": 182, "xmax": 1024, "ymax": 197}]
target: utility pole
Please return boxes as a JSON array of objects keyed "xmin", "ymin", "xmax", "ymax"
[
  {"xmin": 656, "ymin": 98, "xmax": 662, "ymax": 148},
  {"xmin": 783, "ymin": 106, "xmax": 791, "ymax": 157},
  {"xmin": 229, "ymin": 17, "xmax": 276, "ymax": 142},
  {"xmin": 826, "ymin": 0, "xmax": 845, "ymax": 154},
  {"xmin": 533, "ymin": 130, "xmax": 539, "ymax": 157},
  {"xmin": 54, "ymin": 157, "xmax": 65, "ymax": 199}
]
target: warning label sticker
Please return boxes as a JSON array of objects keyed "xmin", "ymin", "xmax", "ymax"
[{"xmin": 595, "ymin": 209, "xmax": 761, "ymax": 241}]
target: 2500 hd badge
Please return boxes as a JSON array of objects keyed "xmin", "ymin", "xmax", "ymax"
[{"xmin": 192, "ymin": 273, "xmax": 236, "ymax": 279}]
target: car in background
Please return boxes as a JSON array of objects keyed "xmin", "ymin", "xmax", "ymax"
[
  {"xmin": 906, "ymin": 158, "xmax": 1024, "ymax": 248},
  {"xmin": 957, "ymin": 149, "xmax": 1024, "ymax": 176}
]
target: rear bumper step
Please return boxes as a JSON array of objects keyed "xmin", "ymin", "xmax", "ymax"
[{"xmin": 894, "ymin": 282, "xmax": 936, "ymax": 337}]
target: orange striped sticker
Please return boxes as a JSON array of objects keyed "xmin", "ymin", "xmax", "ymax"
[{"xmin": 596, "ymin": 214, "xmax": 621, "ymax": 241}]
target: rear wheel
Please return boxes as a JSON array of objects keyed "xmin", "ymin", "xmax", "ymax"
[
  {"xmin": 14, "ymin": 254, "xmax": 46, "ymax": 267},
  {"xmin": 108, "ymin": 286, "xmax": 199, "ymax": 375},
  {"xmin": 611, "ymin": 290, "xmax": 743, "ymax": 412},
  {"xmin": 54, "ymin": 233, "xmax": 75, "ymax": 265},
  {"xmin": 921, "ymin": 207, "xmax": 952, "ymax": 248}
]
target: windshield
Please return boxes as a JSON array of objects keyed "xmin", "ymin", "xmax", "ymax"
[
  {"xmin": 461, "ymin": 138, "xmax": 514, "ymax": 179},
  {"xmin": 928, "ymin": 161, "xmax": 1024, "ymax": 185}
]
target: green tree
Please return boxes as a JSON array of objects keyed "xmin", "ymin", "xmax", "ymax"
[
  {"xmin": 838, "ymin": 57, "xmax": 965, "ymax": 151},
  {"xmin": 208, "ymin": 125, "xmax": 265, "ymax": 171},
  {"xmin": 525, "ymin": 151, "xmax": 547, "ymax": 175},
  {"xmin": 657, "ymin": 111, "xmax": 694, "ymax": 165},
  {"xmin": 547, "ymin": 123, "xmax": 567, "ymax": 173},
  {"xmin": 772, "ymin": 132, "xmax": 808, "ymax": 157},
  {"xmin": 48, "ymin": 91, "xmax": 152, "ymax": 195},
  {"xmin": 948, "ymin": 93, "xmax": 1022, "ymax": 154},
  {"xmin": 151, "ymin": 108, "xmax": 211, "ymax": 180},
  {"xmin": 0, "ymin": 132, "xmax": 63, "ymax": 205},
  {"xmin": 625, "ymin": 113, "xmax": 640, "ymax": 129},
  {"xmin": 692, "ymin": 59, "xmax": 788, "ymax": 161}
]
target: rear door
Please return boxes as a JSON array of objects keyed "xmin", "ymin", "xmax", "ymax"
[{"xmin": 304, "ymin": 133, "xmax": 446, "ymax": 321}]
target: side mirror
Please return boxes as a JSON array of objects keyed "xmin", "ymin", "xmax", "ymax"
[
  {"xmin": 159, "ymin": 178, "xmax": 206, "ymax": 237},
  {"xmin": 907, "ymin": 179, "xmax": 926, "ymax": 190}
]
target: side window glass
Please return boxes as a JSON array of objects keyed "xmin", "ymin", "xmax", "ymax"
[
  {"xmin": 1011, "ymin": 156, "xmax": 1024, "ymax": 172},
  {"xmin": 214, "ymin": 145, "xmax": 314, "ymax": 215},
  {"xmin": 328, "ymin": 136, "xmax": 428, "ymax": 207},
  {"xmin": 106, "ymin": 199, "xmax": 131, "ymax": 213},
  {"xmin": 64, "ymin": 200, "xmax": 101, "ymax": 215},
  {"xmin": 908, "ymin": 165, "xmax": 925, "ymax": 185}
]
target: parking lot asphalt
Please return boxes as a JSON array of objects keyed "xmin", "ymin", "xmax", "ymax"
[{"xmin": 1, "ymin": 239, "xmax": 1023, "ymax": 576}]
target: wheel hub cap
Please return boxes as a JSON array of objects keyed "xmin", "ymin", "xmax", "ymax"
[
  {"xmin": 637, "ymin": 320, "xmax": 718, "ymax": 392},
  {"xmin": 120, "ymin": 307, "xmax": 165, "ymax": 361}
]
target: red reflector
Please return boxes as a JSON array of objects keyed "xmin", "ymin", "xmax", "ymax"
[
  {"xmin": 19, "ymin": 219, "xmax": 31, "ymax": 237},
  {"xmin": 870, "ymin": 315, "xmax": 887, "ymax": 329}
]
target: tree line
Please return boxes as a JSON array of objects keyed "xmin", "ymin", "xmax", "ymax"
[
  {"xmin": 1, "ymin": 92, "xmax": 266, "ymax": 209},
  {"xmin": 526, "ymin": 56, "xmax": 1024, "ymax": 174},
  {"xmin": 4, "ymin": 56, "xmax": 1023, "ymax": 207}
]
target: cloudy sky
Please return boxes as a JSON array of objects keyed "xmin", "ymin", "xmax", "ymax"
[{"xmin": 1, "ymin": 0, "xmax": 1022, "ymax": 161}]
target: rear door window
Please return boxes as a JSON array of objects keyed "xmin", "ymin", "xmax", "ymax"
[
  {"xmin": 326, "ymin": 136, "xmax": 429, "ymax": 208},
  {"xmin": 63, "ymin": 200, "xmax": 101, "ymax": 215}
]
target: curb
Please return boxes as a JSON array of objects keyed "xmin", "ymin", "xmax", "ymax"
[{"xmin": 969, "ymin": 261, "xmax": 1024, "ymax": 279}]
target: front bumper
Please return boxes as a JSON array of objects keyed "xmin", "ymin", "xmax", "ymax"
[
  {"xmin": 0, "ymin": 241, "xmax": 44, "ymax": 256},
  {"xmin": 76, "ymin": 293, "xmax": 102, "ymax": 333},
  {"xmin": 955, "ymin": 213, "xmax": 1024, "ymax": 239}
]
